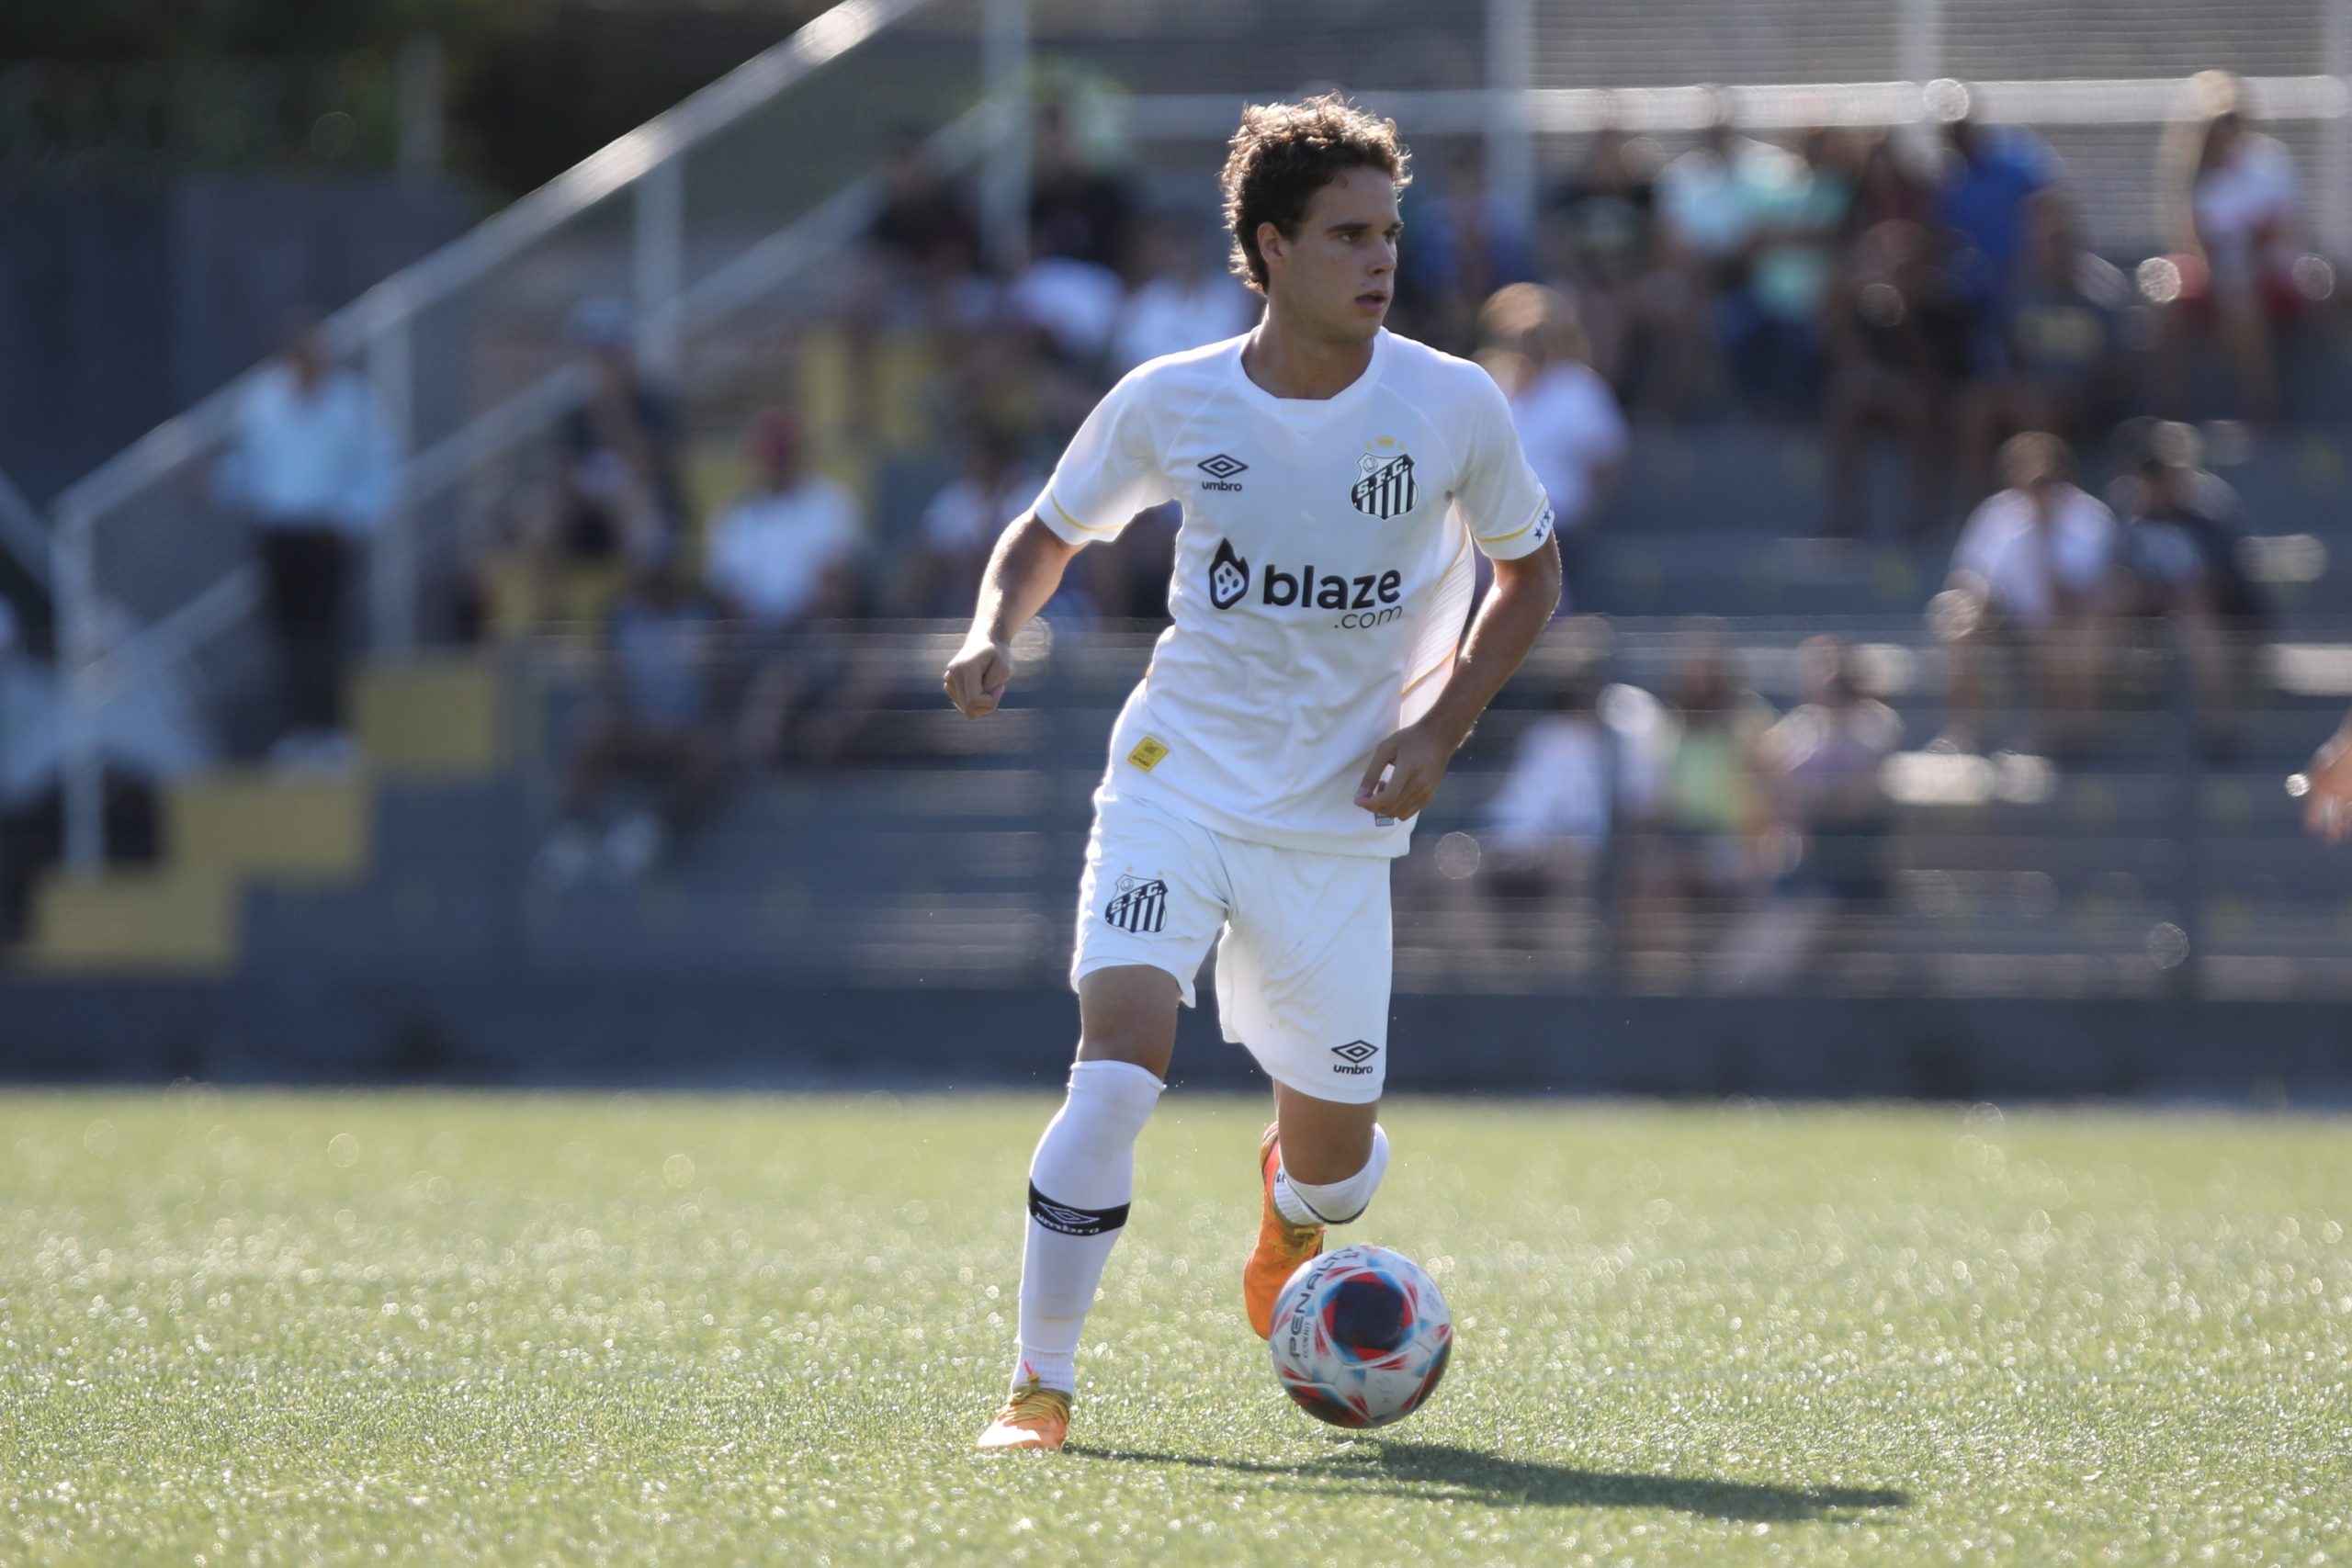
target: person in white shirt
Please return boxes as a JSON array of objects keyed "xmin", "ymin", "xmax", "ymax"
[
  {"xmin": 1933, "ymin": 431, "xmax": 2120, "ymax": 751},
  {"xmin": 1479, "ymin": 670, "xmax": 1657, "ymax": 908},
  {"xmin": 218, "ymin": 311, "xmax": 393, "ymax": 761},
  {"xmin": 891, "ymin": 428, "xmax": 1057, "ymax": 620},
  {"xmin": 1476, "ymin": 283, "xmax": 1628, "ymax": 609},
  {"xmin": 703, "ymin": 412, "xmax": 864, "ymax": 631},
  {"xmin": 701, "ymin": 412, "xmax": 866, "ymax": 765},
  {"xmin": 2158, "ymin": 85, "xmax": 2307, "ymax": 422},
  {"xmin": 1110, "ymin": 213, "xmax": 1260, "ymax": 374},
  {"xmin": 947, "ymin": 95, "xmax": 1561, "ymax": 1452}
]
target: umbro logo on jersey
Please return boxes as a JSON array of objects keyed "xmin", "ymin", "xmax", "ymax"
[
  {"xmin": 1331, "ymin": 1039, "xmax": 1380, "ymax": 1076},
  {"xmin": 1103, "ymin": 874, "xmax": 1168, "ymax": 934},
  {"xmin": 1351, "ymin": 451, "xmax": 1418, "ymax": 519},
  {"xmin": 1197, "ymin": 454, "xmax": 1248, "ymax": 491}
]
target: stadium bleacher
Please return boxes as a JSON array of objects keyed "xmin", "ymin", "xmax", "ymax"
[{"xmin": 11, "ymin": 0, "xmax": 2352, "ymax": 1088}]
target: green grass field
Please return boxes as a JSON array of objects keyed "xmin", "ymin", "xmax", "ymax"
[{"xmin": 4, "ymin": 1090, "xmax": 2348, "ymax": 1565}]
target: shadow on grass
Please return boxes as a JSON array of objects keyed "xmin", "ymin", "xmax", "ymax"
[{"xmin": 1069, "ymin": 1438, "xmax": 1908, "ymax": 1522}]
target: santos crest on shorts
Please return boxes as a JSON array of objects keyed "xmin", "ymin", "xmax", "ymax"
[{"xmin": 1035, "ymin": 329, "xmax": 1553, "ymax": 857}]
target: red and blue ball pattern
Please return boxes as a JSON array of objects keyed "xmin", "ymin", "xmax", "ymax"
[{"xmin": 1269, "ymin": 1245, "xmax": 1453, "ymax": 1428}]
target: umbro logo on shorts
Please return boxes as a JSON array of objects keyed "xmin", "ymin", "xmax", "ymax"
[
  {"xmin": 1351, "ymin": 451, "xmax": 1417, "ymax": 519},
  {"xmin": 1103, "ymin": 874, "xmax": 1168, "ymax": 934},
  {"xmin": 1331, "ymin": 1040, "xmax": 1379, "ymax": 1076}
]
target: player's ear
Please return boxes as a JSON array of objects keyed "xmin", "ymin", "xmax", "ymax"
[{"xmin": 1256, "ymin": 220, "xmax": 1287, "ymax": 278}]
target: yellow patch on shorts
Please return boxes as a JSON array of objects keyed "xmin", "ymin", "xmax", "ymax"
[{"xmin": 1127, "ymin": 736, "xmax": 1170, "ymax": 772}]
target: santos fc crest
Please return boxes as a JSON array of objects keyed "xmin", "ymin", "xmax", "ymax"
[{"xmin": 1351, "ymin": 451, "xmax": 1418, "ymax": 520}]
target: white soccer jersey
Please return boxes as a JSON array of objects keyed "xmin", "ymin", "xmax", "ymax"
[{"xmin": 1035, "ymin": 329, "xmax": 1554, "ymax": 857}]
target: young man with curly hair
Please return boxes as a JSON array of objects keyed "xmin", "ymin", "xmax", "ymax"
[{"xmin": 947, "ymin": 96, "xmax": 1562, "ymax": 1451}]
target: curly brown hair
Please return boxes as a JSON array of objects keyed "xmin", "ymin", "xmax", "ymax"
[{"xmin": 1219, "ymin": 94, "xmax": 1412, "ymax": 296}]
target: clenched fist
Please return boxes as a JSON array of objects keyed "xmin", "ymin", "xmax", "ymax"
[{"xmin": 944, "ymin": 636, "xmax": 1014, "ymax": 718}]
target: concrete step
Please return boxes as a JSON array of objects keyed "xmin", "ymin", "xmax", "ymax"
[{"xmin": 20, "ymin": 870, "xmax": 236, "ymax": 976}]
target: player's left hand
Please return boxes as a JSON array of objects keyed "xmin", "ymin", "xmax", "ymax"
[{"xmin": 1355, "ymin": 721, "xmax": 1456, "ymax": 820}]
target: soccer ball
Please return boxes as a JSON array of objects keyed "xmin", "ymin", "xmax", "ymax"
[{"xmin": 1268, "ymin": 1244, "xmax": 1453, "ymax": 1428}]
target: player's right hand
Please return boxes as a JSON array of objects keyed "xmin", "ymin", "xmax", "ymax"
[{"xmin": 944, "ymin": 636, "xmax": 1014, "ymax": 718}]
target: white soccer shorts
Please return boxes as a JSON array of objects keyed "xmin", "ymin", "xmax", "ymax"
[{"xmin": 1070, "ymin": 786, "xmax": 1393, "ymax": 1105}]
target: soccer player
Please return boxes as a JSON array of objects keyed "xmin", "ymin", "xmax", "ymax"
[{"xmin": 944, "ymin": 96, "xmax": 1562, "ymax": 1452}]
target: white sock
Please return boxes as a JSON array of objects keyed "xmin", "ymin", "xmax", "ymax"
[
  {"xmin": 1010, "ymin": 1059, "xmax": 1164, "ymax": 1395},
  {"xmin": 1273, "ymin": 1123, "xmax": 1391, "ymax": 1226}
]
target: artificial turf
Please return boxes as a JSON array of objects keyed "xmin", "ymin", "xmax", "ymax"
[{"xmin": 3, "ymin": 1090, "xmax": 2347, "ymax": 1565}]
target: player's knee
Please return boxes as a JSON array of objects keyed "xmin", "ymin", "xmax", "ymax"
[
  {"xmin": 1285, "ymin": 1122, "xmax": 1391, "ymax": 1226},
  {"xmin": 1076, "ymin": 965, "xmax": 1182, "ymax": 1077}
]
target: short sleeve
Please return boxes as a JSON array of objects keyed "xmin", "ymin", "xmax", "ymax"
[
  {"xmin": 1453, "ymin": 372, "xmax": 1555, "ymax": 561},
  {"xmin": 1033, "ymin": 373, "xmax": 1168, "ymax": 546}
]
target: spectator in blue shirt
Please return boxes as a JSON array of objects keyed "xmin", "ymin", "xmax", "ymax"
[{"xmin": 1938, "ymin": 108, "xmax": 2061, "ymax": 325}]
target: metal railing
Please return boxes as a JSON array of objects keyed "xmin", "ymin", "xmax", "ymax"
[{"xmin": 51, "ymin": 0, "xmax": 1010, "ymax": 871}]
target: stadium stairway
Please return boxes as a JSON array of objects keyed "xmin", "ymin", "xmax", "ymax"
[{"xmin": 15, "ymin": 657, "xmax": 510, "ymax": 977}]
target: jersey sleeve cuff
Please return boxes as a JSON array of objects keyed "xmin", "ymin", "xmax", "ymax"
[
  {"xmin": 1035, "ymin": 487, "xmax": 1123, "ymax": 546},
  {"xmin": 1474, "ymin": 499, "xmax": 1555, "ymax": 561}
]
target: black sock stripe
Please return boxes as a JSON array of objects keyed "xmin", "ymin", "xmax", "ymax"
[
  {"xmin": 1293, "ymin": 1191, "xmax": 1370, "ymax": 1226},
  {"xmin": 1028, "ymin": 1182, "xmax": 1131, "ymax": 1236}
]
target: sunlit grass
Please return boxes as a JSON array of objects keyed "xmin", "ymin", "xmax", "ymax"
[{"xmin": 3, "ymin": 1091, "xmax": 2347, "ymax": 1564}]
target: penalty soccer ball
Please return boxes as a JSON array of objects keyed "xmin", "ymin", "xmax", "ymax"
[{"xmin": 1267, "ymin": 1244, "xmax": 1453, "ymax": 1428}]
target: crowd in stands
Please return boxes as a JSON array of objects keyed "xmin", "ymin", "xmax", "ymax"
[{"xmin": 6, "ymin": 78, "xmax": 2301, "ymax": 911}]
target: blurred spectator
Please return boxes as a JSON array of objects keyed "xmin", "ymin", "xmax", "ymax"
[
  {"xmin": 1479, "ymin": 668, "xmax": 1658, "ymax": 903},
  {"xmin": 2155, "ymin": 76, "xmax": 2307, "ymax": 422},
  {"xmin": 1933, "ymin": 432, "xmax": 2120, "ymax": 752},
  {"xmin": 701, "ymin": 412, "xmax": 867, "ymax": 766},
  {"xmin": 535, "ymin": 540, "xmax": 733, "ymax": 889},
  {"xmin": 1654, "ymin": 111, "xmax": 1800, "ymax": 412},
  {"xmin": 1657, "ymin": 114, "xmax": 1791, "ymax": 276},
  {"xmin": 1544, "ymin": 127, "xmax": 1662, "ymax": 389},
  {"xmin": 1008, "ymin": 249, "xmax": 1128, "ymax": 369},
  {"xmin": 1028, "ymin": 103, "xmax": 1136, "ymax": 273},
  {"xmin": 2110, "ymin": 421, "xmax": 2271, "ymax": 752},
  {"xmin": 1936, "ymin": 105, "xmax": 2061, "ymax": 327},
  {"xmin": 1110, "ymin": 212, "xmax": 1257, "ymax": 373},
  {"xmin": 1848, "ymin": 131, "xmax": 1935, "ymax": 233},
  {"xmin": 0, "ymin": 603, "xmax": 211, "ymax": 943},
  {"xmin": 551, "ymin": 297, "xmax": 683, "ymax": 570},
  {"xmin": 217, "ymin": 309, "xmax": 393, "ymax": 767},
  {"xmin": 866, "ymin": 129, "xmax": 980, "ymax": 277},
  {"xmin": 892, "ymin": 427, "xmax": 1049, "ymax": 619},
  {"xmin": 1960, "ymin": 194, "xmax": 2129, "ymax": 497},
  {"xmin": 1720, "ymin": 637, "xmax": 1904, "ymax": 988},
  {"xmin": 851, "ymin": 129, "xmax": 989, "ymax": 433},
  {"xmin": 1400, "ymin": 149, "xmax": 1533, "ymax": 354},
  {"xmin": 1625, "ymin": 625, "xmax": 1777, "ymax": 962},
  {"xmin": 1476, "ymin": 284, "xmax": 1628, "ymax": 608},
  {"xmin": 1719, "ymin": 128, "xmax": 1857, "ymax": 412},
  {"xmin": 1822, "ymin": 220, "xmax": 1970, "ymax": 537}
]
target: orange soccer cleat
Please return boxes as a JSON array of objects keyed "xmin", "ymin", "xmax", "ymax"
[
  {"xmin": 975, "ymin": 1376, "xmax": 1072, "ymax": 1452},
  {"xmin": 1242, "ymin": 1121, "xmax": 1324, "ymax": 1339}
]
